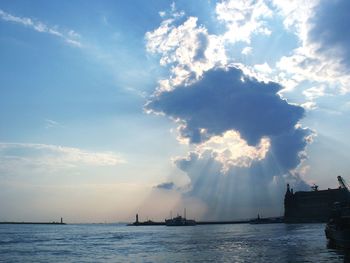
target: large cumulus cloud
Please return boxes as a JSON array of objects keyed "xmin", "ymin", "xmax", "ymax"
[
  {"xmin": 147, "ymin": 66, "xmax": 312, "ymax": 219},
  {"xmin": 148, "ymin": 67, "xmax": 305, "ymax": 146},
  {"xmin": 144, "ymin": 2, "xmax": 323, "ymax": 219}
]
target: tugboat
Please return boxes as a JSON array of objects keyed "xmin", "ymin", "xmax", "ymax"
[
  {"xmin": 165, "ymin": 209, "xmax": 196, "ymax": 226},
  {"xmin": 325, "ymin": 176, "xmax": 350, "ymax": 248}
]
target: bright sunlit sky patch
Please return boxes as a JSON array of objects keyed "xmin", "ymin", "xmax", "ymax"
[{"xmin": 1, "ymin": 0, "xmax": 350, "ymax": 222}]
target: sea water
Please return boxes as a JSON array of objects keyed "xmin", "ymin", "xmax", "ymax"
[{"xmin": 0, "ymin": 223, "xmax": 347, "ymax": 262}]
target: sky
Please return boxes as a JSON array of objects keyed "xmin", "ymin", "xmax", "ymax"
[{"xmin": 1, "ymin": 0, "xmax": 350, "ymax": 223}]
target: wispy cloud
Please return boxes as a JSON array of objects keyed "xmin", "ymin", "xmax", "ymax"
[
  {"xmin": 44, "ymin": 119, "xmax": 62, "ymax": 129},
  {"xmin": 0, "ymin": 143, "xmax": 125, "ymax": 175},
  {"xmin": 241, "ymin": 46, "xmax": 252, "ymax": 55},
  {"xmin": 0, "ymin": 9, "xmax": 82, "ymax": 47},
  {"xmin": 154, "ymin": 181, "xmax": 175, "ymax": 190}
]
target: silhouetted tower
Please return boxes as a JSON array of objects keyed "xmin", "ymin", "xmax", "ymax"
[
  {"xmin": 60, "ymin": 217, "xmax": 63, "ymax": 224},
  {"xmin": 136, "ymin": 214, "xmax": 139, "ymax": 224},
  {"xmin": 286, "ymin": 184, "xmax": 290, "ymax": 194},
  {"xmin": 284, "ymin": 184, "xmax": 294, "ymax": 218}
]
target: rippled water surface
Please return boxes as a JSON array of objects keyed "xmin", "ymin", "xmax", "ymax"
[{"xmin": 0, "ymin": 223, "xmax": 348, "ymax": 262}]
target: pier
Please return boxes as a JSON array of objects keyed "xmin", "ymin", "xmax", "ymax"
[
  {"xmin": 0, "ymin": 222, "xmax": 66, "ymax": 225},
  {"xmin": 0, "ymin": 217, "xmax": 66, "ymax": 225}
]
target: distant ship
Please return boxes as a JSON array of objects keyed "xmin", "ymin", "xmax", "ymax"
[
  {"xmin": 165, "ymin": 215, "xmax": 196, "ymax": 226},
  {"xmin": 284, "ymin": 176, "xmax": 349, "ymax": 223},
  {"xmin": 165, "ymin": 209, "xmax": 196, "ymax": 226}
]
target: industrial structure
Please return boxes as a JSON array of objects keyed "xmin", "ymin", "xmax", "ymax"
[{"xmin": 284, "ymin": 176, "xmax": 350, "ymax": 223}]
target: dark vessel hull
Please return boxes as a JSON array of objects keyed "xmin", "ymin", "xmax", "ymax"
[
  {"xmin": 325, "ymin": 224, "xmax": 350, "ymax": 248},
  {"xmin": 166, "ymin": 221, "xmax": 196, "ymax": 226},
  {"xmin": 324, "ymin": 201, "xmax": 350, "ymax": 249}
]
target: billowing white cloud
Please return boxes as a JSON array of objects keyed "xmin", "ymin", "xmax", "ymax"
[
  {"xmin": 216, "ymin": 0, "xmax": 273, "ymax": 43},
  {"xmin": 146, "ymin": 14, "xmax": 226, "ymax": 90},
  {"xmin": 273, "ymin": 0, "xmax": 350, "ymax": 97},
  {"xmin": 301, "ymin": 101, "xmax": 317, "ymax": 111},
  {"xmin": 276, "ymin": 47, "xmax": 350, "ymax": 95},
  {"xmin": 254, "ymin": 62, "xmax": 272, "ymax": 74},
  {"xmin": 192, "ymin": 130, "xmax": 270, "ymax": 173},
  {"xmin": 302, "ymin": 86, "xmax": 326, "ymax": 100},
  {"xmin": 0, "ymin": 9, "xmax": 82, "ymax": 47},
  {"xmin": 145, "ymin": 1, "xmax": 277, "ymax": 90},
  {"xmin": 272, "ymin": 0, "xmax": 319, "ymax": 39}
]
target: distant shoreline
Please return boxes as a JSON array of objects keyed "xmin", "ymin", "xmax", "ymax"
[
  {"xmin": 0, "ymin": 222, "xmax": 66, "ymax": 225},
  {"xmin": 128, "ymin": 220, "xmax": 252, "ymax": 226},
  {"xmin": 128, "ymin": 216, "xmax": 285, "ymax": 226}
]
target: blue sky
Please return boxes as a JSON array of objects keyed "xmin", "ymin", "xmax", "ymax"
[{"xmin": 1, "ymin": 0, "xmax": 350, "ymax": 222}]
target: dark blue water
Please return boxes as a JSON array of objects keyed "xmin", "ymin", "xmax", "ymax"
[{"xmin": 0, "ymin": 223, "xmax": 347, "ymax": 262}]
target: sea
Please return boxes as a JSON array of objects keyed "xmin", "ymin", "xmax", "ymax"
[{"xmin": 0, "ymin": 223, "xmax": 348, "ymax": 262}]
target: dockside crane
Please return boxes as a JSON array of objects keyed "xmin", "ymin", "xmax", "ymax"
[{"xmin": 337, "ymin": 175, "xmax": 350, "ymax": 191}]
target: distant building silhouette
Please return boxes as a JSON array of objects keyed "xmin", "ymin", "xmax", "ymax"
[{"xmin": 284, "ymin": 183, "xmax": 348, "ymax": 223}]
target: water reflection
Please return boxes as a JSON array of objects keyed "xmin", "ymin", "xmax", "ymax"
[
  {"xmin": 327, "ymin": 241, "xmax": 350, "ymax": 263},
  {"xmin": 156, "ymin": 224, "xmax": 344, "ymax": 262},
  {"xmin": 0, "ymin": 223, "xmax": 347, "ymax": 262}
]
